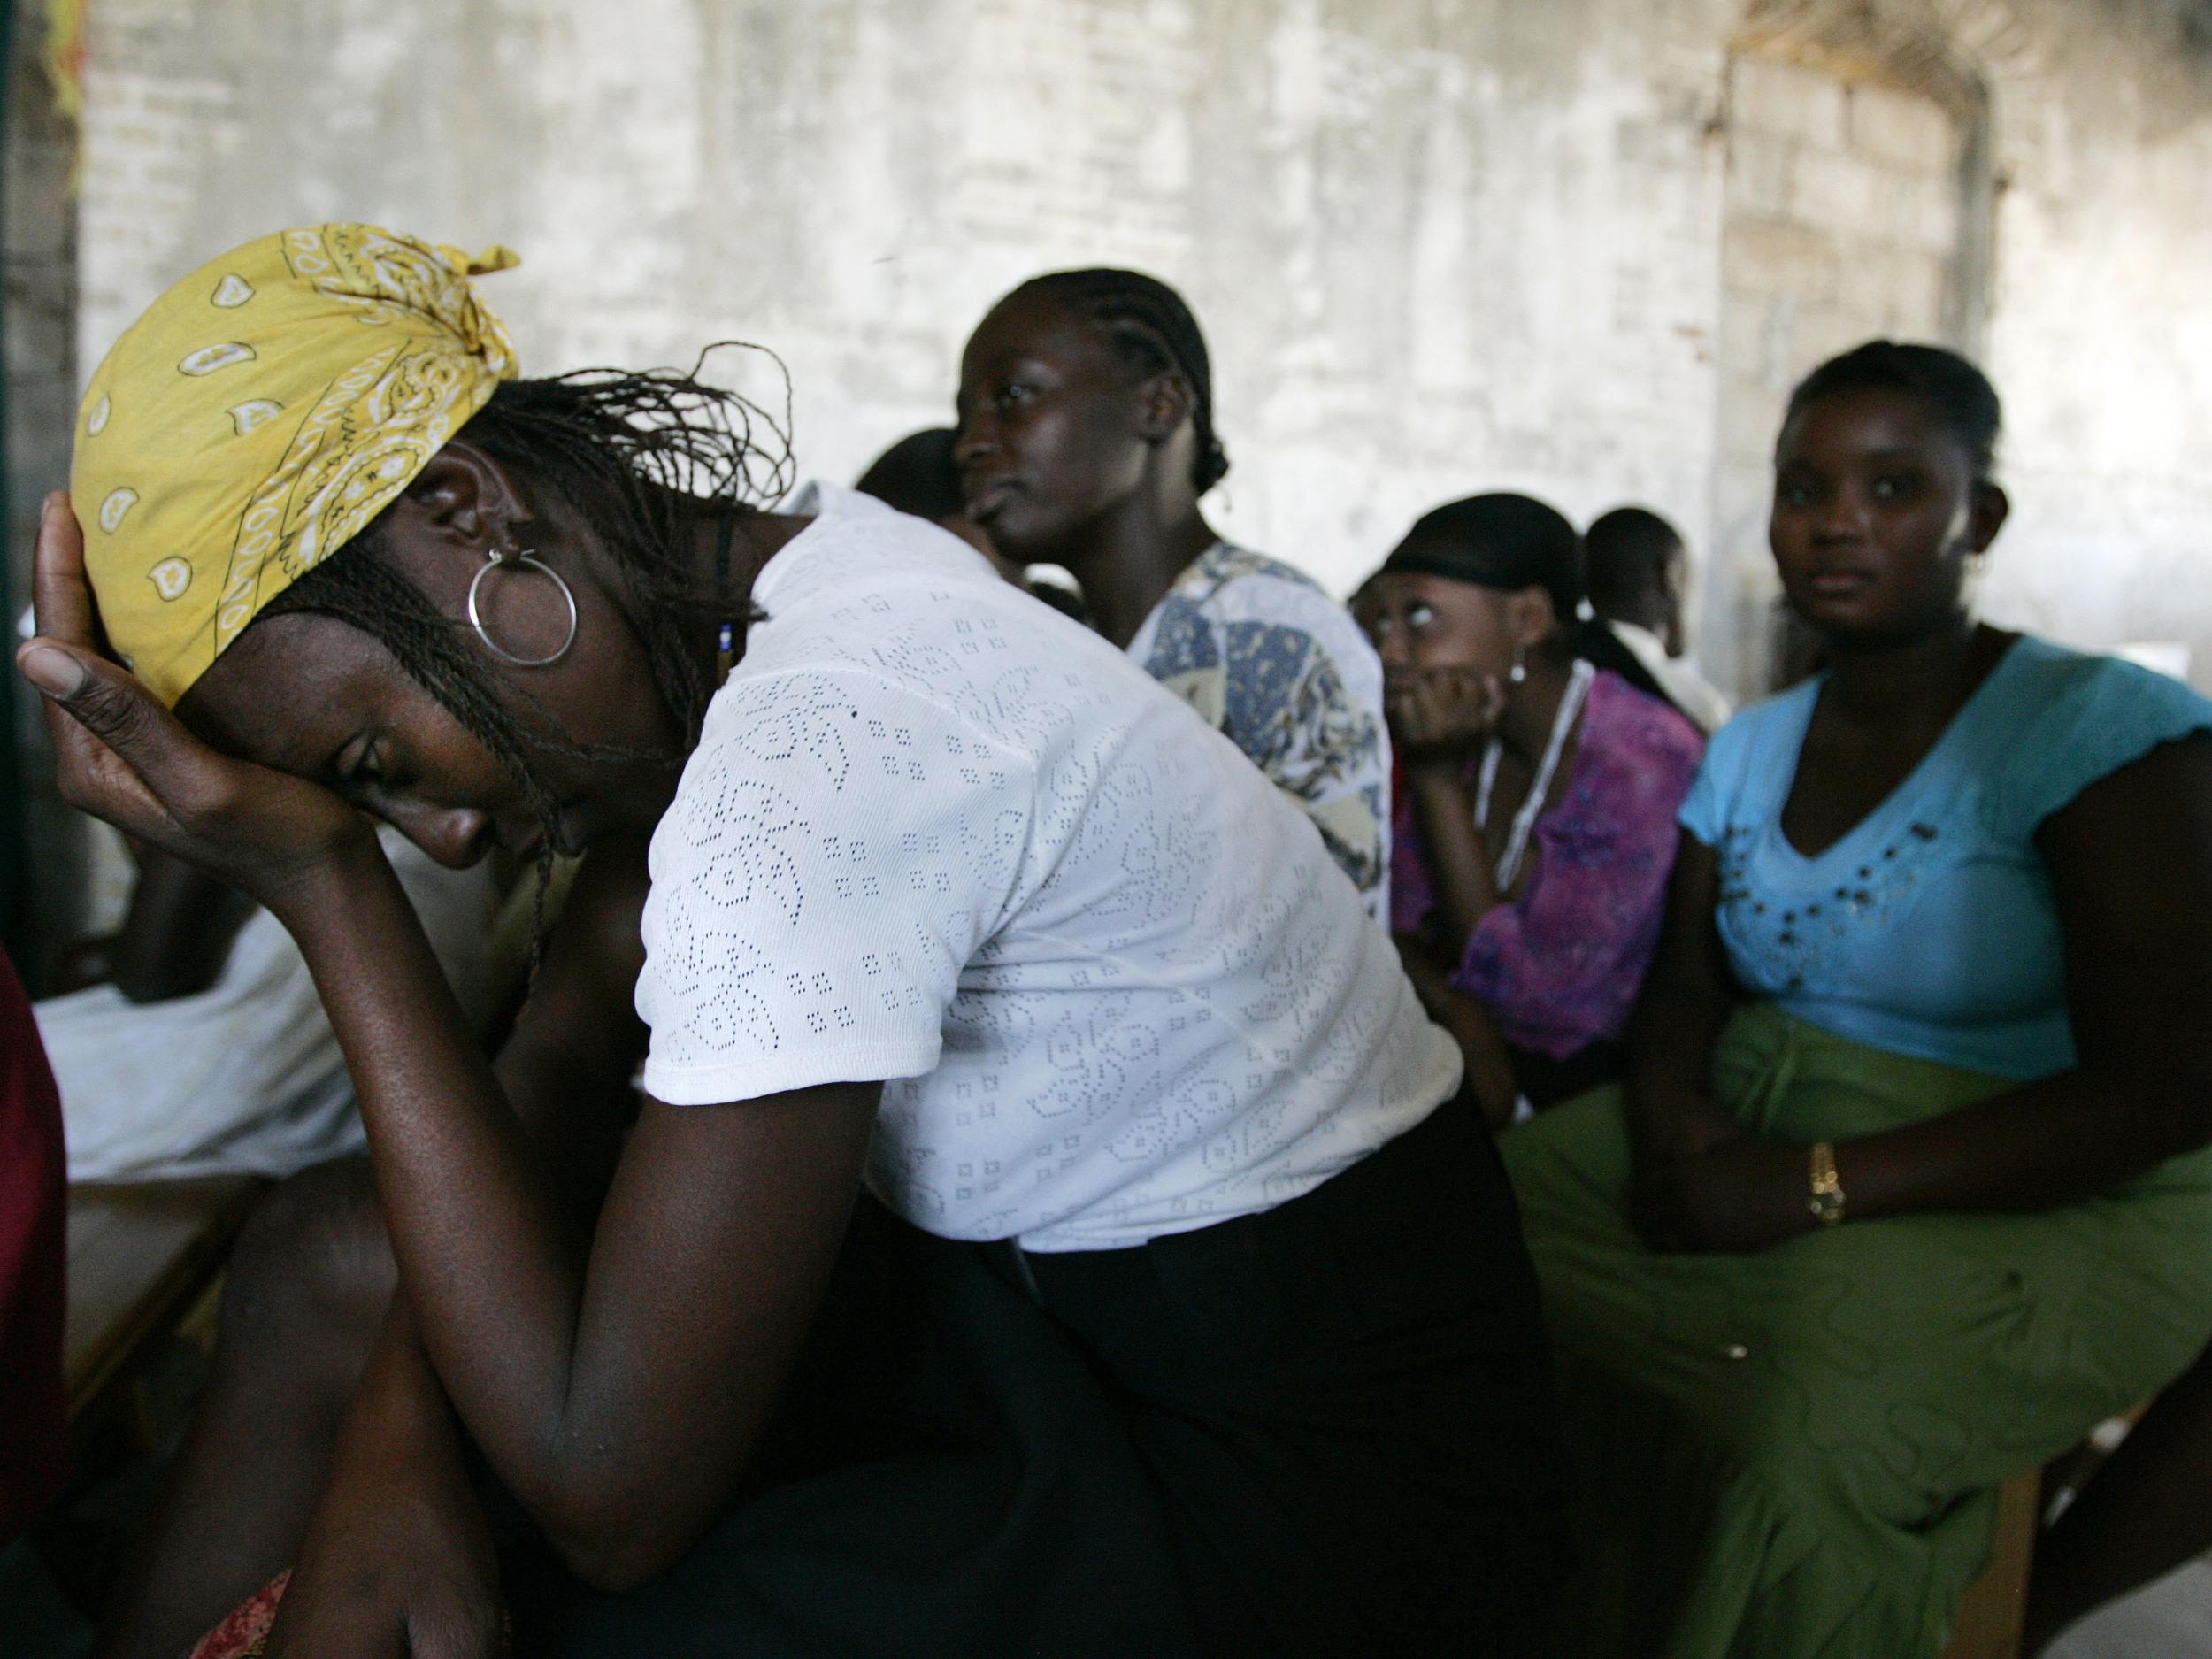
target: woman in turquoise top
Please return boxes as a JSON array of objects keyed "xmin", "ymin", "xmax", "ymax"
[
  {"xmin": 1500, "ymin": 340, "xmax": 2212, "ymax": 1658},
  {"xmin": 1691, "ymin": 630, "xmax": 2197, "ymax": 1081}
]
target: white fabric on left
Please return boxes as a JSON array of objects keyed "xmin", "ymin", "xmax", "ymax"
[
  {"xmin": 1607, "ymin": 620, "xmax": 1733, "ymax": 735},
  {"xmin": 43, "ymin": 828, "xmax": 495, "ymax": 1183}
]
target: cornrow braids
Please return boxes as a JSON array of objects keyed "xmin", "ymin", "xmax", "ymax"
[
  {"xmin": 1011, "ymin": 268, "xmax": 1231, "ymax": 495},
  {"xmin": 262, "ymin": 353, "xmax": 795, "ymax": 966}
]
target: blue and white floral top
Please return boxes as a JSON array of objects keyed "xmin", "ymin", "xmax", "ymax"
[
  {"xmin": 1680, "ymin": 635, "xmax": 2212, "ymax": 1080},
  {"xmin": 1126, "ymin": 543, "xmax": 1390, "ymax": 917}
]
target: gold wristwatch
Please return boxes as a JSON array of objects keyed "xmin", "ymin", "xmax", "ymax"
[{"xmin": 1808, "ymin": 1141, "xmax": 1846, "ymax": 1226}]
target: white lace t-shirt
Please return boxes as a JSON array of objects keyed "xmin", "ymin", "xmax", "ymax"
[{"xmin": 636, "ymin": 483, "xmax": 1459, "ymax": 1252}]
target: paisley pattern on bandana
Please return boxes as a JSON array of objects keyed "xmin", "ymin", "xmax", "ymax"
[{"xmin": 72, "ymin": 222, "xmax": 519, "ymax": 706}]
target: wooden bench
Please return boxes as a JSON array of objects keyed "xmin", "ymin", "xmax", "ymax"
[
  {"xmin": 1941, "ymin": 1467, "xmax": 2043, "ymax": 1659},
  {"xmin": 64, "ymin": 1176, "xmax": 264, "ymax": 1427}
]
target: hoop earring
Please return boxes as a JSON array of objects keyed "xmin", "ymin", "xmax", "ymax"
[
  {"xmin": 466, "ymin": 548, "xmax": 579, "ymax": 668},
  {"xmin": 1509, "ymin": 644, "xmax": 1528, "ymax": 685}
]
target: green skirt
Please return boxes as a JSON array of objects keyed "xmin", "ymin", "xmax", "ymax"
[{"xmin": 1501, "ymin": 1002, "xmax": 2212, "ymax": 1659}]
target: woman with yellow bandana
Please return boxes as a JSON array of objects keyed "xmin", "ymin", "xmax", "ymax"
[{"xmin": 25, "ymin": 225, "xmax": 1568, "ymax": 1659}]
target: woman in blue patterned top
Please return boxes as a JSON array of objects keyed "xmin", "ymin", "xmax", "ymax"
[
  {"xmin": 1499, "ymin": 341, "xmax": 2212, "ymax": 1657},
  {"xmin": 956, "ymin": 270, "xmax": 1390, "ymax": 915}
]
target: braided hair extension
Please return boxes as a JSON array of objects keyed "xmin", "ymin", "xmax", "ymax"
[
  {"xmin": 1009, "ymin": 268, "xmax": 1231, "ymax": 494},
  {"xmin": 262, "ymin": 353, "xmax": 795, "ymax": 962}
]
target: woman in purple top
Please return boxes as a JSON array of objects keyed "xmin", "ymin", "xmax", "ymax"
[{"xmin": 1356, "ymin": 495, "xmax": 1704, "ymax": 1125}]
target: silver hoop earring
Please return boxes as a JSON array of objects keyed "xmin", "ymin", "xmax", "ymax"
[
  {"xmin": 466, "ymin": 548, "xmax": 579, "ymax": 668},
  {"xmin": 1509, "ymin": 644, "xmax": 1528, "ymax": 685}
]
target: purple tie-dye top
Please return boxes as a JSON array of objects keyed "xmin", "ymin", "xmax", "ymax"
[{"xmin": 1391, "ymin": 671, "xmax": 1705, "ymax": 1058}]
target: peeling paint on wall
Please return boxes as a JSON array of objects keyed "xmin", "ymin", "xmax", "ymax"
[{"xmin": 65, "ymin": 0, "xmax": 2212, "ymax": 703}]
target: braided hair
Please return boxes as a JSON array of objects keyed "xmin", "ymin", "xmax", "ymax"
[
  {"xmin": 1007, "ymin": 268, "xmax": 1231, "ymax": 495},
  {"xmin": 1783, "ymin": 341, "xmax": 2002, "ymax": 480},
  {"xmin": 261, "ymin": 357, "xmax": 793, "ymax": 945}
]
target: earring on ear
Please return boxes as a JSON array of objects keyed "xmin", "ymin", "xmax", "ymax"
[
  {"xmin": 1962, "ymin": 549, "xmax": 1991, "ymax": 618},
  {"xmin": 467, "ymin": 544, "xmax": 580, "ymax": 667},
  {"xmin": 1509, "ymin": 644, "xmax": 1528, "ymax": 685}
]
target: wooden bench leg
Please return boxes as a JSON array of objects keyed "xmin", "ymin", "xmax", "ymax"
[{"xmin": 1943, "ymin": 1469, "xmax": 2043, "ymax": 1659}]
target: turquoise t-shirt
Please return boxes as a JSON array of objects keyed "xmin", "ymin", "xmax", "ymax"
[{"xmin": 1679, "ymin": 636, "xmax": 2212, "ymax": 1080}]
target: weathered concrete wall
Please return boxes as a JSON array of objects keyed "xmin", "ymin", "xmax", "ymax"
[
  {"xmin": 1973, "ymin": 0, "xmax": 2212, "ymax": 685},
  {"xmin": 51, "ymin": 0, "xmax": 2212, "ymax": 710},
  {"xmin": 70, "ymin": 0, "xmax": 1738, "ymax": 626},
  {"xmin": 1705, "ymin": 50, "xmax": 1975, "ymax": 695}
]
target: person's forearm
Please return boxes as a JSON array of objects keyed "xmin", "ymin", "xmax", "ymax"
[
  {"xmin": 298, "ymin": 859, "xmax": 652, "ymax": 1598},
  {"xmin": 1623, "ymin": 979, "xmax": 1740, "ymax": 1164},
  {"xmin": 268, "ymin": 840, "xmax": 601, "ymax": 1515},
  {"xmin": 1838, "ymin": 1064, "xmax": 2212, "ymax": 1221},
  {"xmin": 1394, "ymin": 937, "xmax": 1517, "ymax": 1127},
  {"xmin": 1619, "ymin": 834, "xmax": 1741, "ymax": 1165},
  {"xmin": 266, "ymin": 837, "xmax": 877, "ymax": 1592},
  {"xmin": 334, "ymin": 1293, "xmax": 472, "ymax": 1489},
  {"xmin": 1406, "ymin": 766, "xmax": 1499, "ymax": 957},
  {"xmin": 112, "ymin": 849, "xmax": 255, "ymax": 1002}
]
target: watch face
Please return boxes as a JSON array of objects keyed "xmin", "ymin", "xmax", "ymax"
[{"xmin": 1807, "ymin": 1143, "xmax": 1843, "ymax": 1224}]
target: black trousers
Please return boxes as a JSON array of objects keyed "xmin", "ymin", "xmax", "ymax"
[{"xmin": 498, "ymin": 1095, "xmax": 1571, "ymax": 1657}]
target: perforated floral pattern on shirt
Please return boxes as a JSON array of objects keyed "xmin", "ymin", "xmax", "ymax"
[{"xmin": 636, "ymin": 485, "xmax": 1456, "ymax": 1251}]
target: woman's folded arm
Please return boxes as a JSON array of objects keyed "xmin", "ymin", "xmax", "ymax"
[
  {"xmin": 273, "ymin": 838, "xmax": 878, "ymax": 1590},
  {"xmin": 1623, "ymin": 834, "xmax": 1743, "ymax": 1167},
  {"xmin": 1831, "ymin": 733, "xmax": 2212, "ymax": 1220}
]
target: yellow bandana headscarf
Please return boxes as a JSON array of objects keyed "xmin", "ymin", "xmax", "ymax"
[{"xmin": 71, "ymin": 223, "xmax": 520, "ymax": 707}]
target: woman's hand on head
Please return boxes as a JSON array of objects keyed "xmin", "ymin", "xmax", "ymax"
[
  {"xmin": 16, "ymin": 494, "xmax": 373, "ymax": 908},
  {"xmin": 1387, "ymin": 665, "xmax": 1503, "ymax": 770}
]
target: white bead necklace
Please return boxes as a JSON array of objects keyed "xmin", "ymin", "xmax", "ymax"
[{"xmin": 1473, "ymin": 658, "xmax": 1596, "ymax": 892}]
